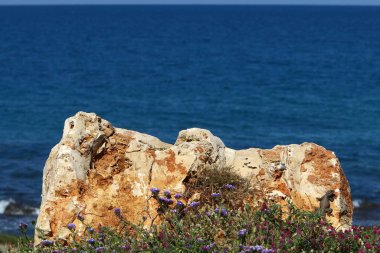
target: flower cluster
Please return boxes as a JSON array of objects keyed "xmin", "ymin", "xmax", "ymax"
[
  {"xmin": 67, "ymin": 223, "xmax": 76, "ymax": 231},
  {"xmin": 40, "ymin": 240, "xmax": 53, "ymax": 247},
  {"xmin": 158, "ymin": 196, "xmax": 174, "ymax": 205},
  {"xmin": 238, "ymin": 229, "xmax": 247, "ymax": 237},
  {"xmin": 18, "ymin": 222, "xmax": 28, "ymax": 232},
  {"xmin": 225, "ymin": 184, "xmax": 237, "ymax": 190},
  {"xmin": 17, "ymin": 174, "xmax": 380, "ymax": 253},
  {"xmin": 189, "ymin": 201, "xmax": 200, "ymax": 208},
  {"xmin": 174, "ymin": 193, "xmax": 183, "ymax": 199},
  {"xmin": 215, "ymin": 207, "xmax": 228, "ymax": 217},
  {"xmin": 239, "ymin": 245, "xmax": 274, "ymax": 253},
  {"xmin": 211, "ymin": 192, "xmax": 222, "ymax": 198},
  {"xmin": 150, "ymin": 187, "xmax": 160, "ymax": 195}
]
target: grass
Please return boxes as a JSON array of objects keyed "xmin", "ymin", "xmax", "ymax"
[
  {"xmin": 0, "ymin": 234, "xmax": 18, "ymax": 245},
  {"xmin": 14, "ymin": 166, "xmax": 380, "ymax": 252},
  {"xmin": 0, "ymin": 234, "xmax": 18, "ymax": 253}
]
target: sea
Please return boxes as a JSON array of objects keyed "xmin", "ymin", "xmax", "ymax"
[{"xmin": 0, "ymin": 5, "xmax": 379, "ymax": 235}]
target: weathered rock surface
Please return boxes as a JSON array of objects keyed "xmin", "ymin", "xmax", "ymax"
[{"xmin": 35, "ymin": 112, "xmax": 353, "ymax": 243}]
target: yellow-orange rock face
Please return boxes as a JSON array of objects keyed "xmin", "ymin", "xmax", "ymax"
[{"xmin": 35, "ymin": 112, "xmax": 353, "ymax": 244}]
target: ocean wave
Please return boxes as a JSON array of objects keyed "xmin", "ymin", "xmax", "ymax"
[
  {"xmin": 353, "ymin": 199, "xmax": 363, "ymax": 208},
  {"xmin": 0, "ymin": 199, "xmax": 38, "ymax": 216},
  {"xmin": 353, "ymin": 198, "xmax": 380, "ymax": 209}
]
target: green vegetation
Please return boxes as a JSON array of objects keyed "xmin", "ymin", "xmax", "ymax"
[
  {"xmin": 15, "ymin": 167, "xmax": 380, "ymax": 252},
  {"xmin": 0, "ymin": 234, "xmax": 18, "ymax": 245}
]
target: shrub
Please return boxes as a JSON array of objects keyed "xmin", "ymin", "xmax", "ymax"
[{"xmin": 17, "ymin": 166, "xmax": 380, "ymax": 252}]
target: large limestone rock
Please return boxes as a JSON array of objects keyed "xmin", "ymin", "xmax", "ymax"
[{"xmin": 35, "ymin": 112, "xmax": 353, "ymax": 243}]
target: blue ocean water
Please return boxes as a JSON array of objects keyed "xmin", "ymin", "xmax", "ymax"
[{"xmin": 0, "ymin": 5, "xmax": 380, "ymax": 234}]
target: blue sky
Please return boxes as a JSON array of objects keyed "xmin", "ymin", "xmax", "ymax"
[{"xmin": 0, "ymin": 0, "xmax": 380, "ymax": 5}]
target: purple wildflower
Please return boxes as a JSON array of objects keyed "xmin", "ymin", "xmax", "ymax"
[
  {"xmin": 164, "ymin": 190, "xmax": 172, "ymax": 198},
  {"xmin": 121, "ymin": 244, "xmax": 131, "ymax": 251},
  {"xmin": 238, "ymin": 229, "xmax": 247, "ymax": 237},
  {"xmin": 150, "ymin": 187, "xmax": 160, "ymax": 195},
  {"xmin": 201, "ymin": 245, "xmax": 211, "ymax": 251},
  {"xmin": 260, "ymin": 202, "xmax": 270, "ymax": 213},
  {"xmin": 40, "ymin": 240, "xmax": 53, "ymax": 247},
  {"xmin": 225, "ymin": 184, "xmax": 236, "ymax": 190},
  {"xmin": 18, "ymin": 222, "xmax": 28, "ymax": 231},
  {"xmin": 189, "ymin": 201, "xmax": 200, "ymax": 208},
  {"xmin": 67, "ymin": 223, "xmax": 76, "ymax": 231},
  {"xmin": 247, "ymin": 247, "xmax": 255, "ymax": 252},
  {"xmin": 174, "ymin": 193, "xmax": 183, "ymax": 199},
  {"xmin": 96, "ymin": 247, "xmax": 105, "ymax": 252},
  {"xmin": 239, "ymin": 245, "xmax": 248, "ymax": 252},
  {"xmin": 87, "ymin": 238, "xmax": 95, "ymax": 244},
  {"xmin": 211, "ymin": 193, "xmax": 221, "ymax": 198},
  {"xmin": 77, "ymin": 213, "xmax": 85, "ymax": 221},
  {"xmin": 240, "ymin": 245, "xmax": 265, "ymax": 252},
  {"xmin": 114, "ymin": 208, "xmax": 121, "ymax": 216},
  {"xmin": 159, "ymin": 197, "xmax": 173, "ymax": 205},
  {"xmin": 215, "ymin": 208, "xmax": 228, "ymax": 217},
  {"xmin": 176, "ymin": 201, "xmax": 185, "ymax": 208}
]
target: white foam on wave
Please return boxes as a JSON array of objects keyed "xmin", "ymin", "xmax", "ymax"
[
  {"xmin": 0, "ymin": 199, "xmax": 15, "ymax": 214},
  {"xmin": 0, "ymin": 199, "xmax": 39, "ymax": 215},
  {"xmin": 353, "ymin": 199, "xmax": 363, "ymax": 208}
]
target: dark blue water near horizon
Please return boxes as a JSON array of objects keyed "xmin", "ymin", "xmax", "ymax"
[{"xmin": 1, "ymin": 5, "xmax": 380, "ymax": 234}]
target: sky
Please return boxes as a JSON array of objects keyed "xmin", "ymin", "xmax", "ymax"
[{"xmin": 0, "ymin": 0, "xmax": 380, "ymax": 5}]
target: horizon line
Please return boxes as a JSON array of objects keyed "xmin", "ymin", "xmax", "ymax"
[{"xmin": 1, "ymin": 3, "xmax": 380, "ymax": 7}]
